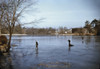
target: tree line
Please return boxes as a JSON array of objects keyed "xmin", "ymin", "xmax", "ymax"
[
  {"xmin": 1, "ymin": 26, "xmax": 70, "ymax": 35},
  {"xmin": 1, "ymin": 19, "xmax": 100, "ymax": 36}
]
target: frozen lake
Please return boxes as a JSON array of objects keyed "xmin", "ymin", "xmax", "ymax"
[{"xmin": 0, "ymin": 35, "xmax": 100, "ymax": 69}]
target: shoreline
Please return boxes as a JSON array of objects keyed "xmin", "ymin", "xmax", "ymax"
[
  {"xmin": 0, "ymin": 33, "xmax": 96, "ymax": 36},
  {"xmin": 1, "ymin": 34, "xmax": 27, "ymax": 36}
]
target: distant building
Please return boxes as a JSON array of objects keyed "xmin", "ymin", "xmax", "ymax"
[{"xmin": 66, "ymin": 29, "xmax": 72, "ymax": 34}]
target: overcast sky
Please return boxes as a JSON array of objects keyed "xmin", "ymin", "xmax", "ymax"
[{"xmin": 21, "ymin": 0, "xmax": 100, "ymax": 28}]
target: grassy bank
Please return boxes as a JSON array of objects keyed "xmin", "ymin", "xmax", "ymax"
[{"xmin": 0, "ymin": 33, "xmax": 96, "ymax": 36}]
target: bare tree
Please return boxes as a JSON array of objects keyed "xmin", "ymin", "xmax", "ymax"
[{"xmin": 0, "ymin": 0, "xmax": 38, "ymax": 52}]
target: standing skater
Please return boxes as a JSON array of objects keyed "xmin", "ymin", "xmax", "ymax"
[{"xmin": 36, "ymin": 41, "xmax": 38, "ymax": 48}]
